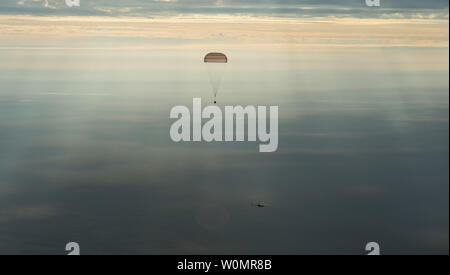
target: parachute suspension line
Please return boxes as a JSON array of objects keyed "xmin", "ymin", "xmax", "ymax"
[{"xmin": 204, "ymin": 52, "xmax": 227, "ymax": 104}]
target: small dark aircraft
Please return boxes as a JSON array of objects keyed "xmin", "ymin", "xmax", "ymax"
[{"xmin": 252, "ymin": 202, "xmax": 267, "ymax": 208}]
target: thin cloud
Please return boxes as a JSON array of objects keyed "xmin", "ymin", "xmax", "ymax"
[{"xmin": 0, "ymin": 205, "xmax": 59, "ymax": 222}]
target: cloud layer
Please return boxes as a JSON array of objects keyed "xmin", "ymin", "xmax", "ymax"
[{"xmin": 0, "ymin": 0, "xmax": 448, "ymax": 19}]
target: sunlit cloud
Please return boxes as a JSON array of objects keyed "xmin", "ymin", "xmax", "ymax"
[{"xmin": 0, "ymin": 15, "xmax": 448, "ymax": 50}]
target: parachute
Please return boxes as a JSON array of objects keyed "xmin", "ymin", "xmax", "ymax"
[{"xmin": 204, "ymin": 52, "xmax": 228, "ymax": 104}]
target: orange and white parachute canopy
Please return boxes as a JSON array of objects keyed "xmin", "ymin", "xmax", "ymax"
[{"xmin": 204, "ymin": 52, "xmax": 228, "ymax": 63}]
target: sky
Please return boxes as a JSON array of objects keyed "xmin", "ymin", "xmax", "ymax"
[
  {"xmin": 0, "ymin": 0, "xmax": 448, "ymax": 254},
  {"xmin": 0, "ymin": 0, "xmax": 448, "ymax": 50},
  {"xmin": 1, "ymin": 0, "xmax": 449, "ymax": 17}
]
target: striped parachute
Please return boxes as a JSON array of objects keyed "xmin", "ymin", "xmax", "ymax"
[{"xmin": 204, "ymin": 52, "xmax": 228, "ymax": 104}]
